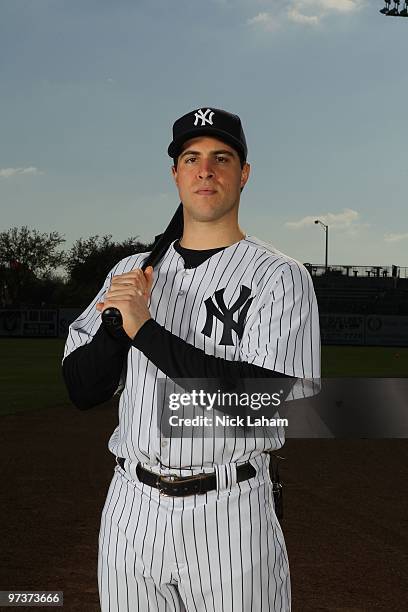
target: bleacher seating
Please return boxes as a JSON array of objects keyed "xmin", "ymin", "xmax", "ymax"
[{"xmin": 309, "ymin": 268, "xmax": 408, "ymax": 315}]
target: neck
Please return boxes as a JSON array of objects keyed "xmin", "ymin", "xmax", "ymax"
[{"xmin": 179, "ymin": 220, "xmax": 245, "ymax": 250}]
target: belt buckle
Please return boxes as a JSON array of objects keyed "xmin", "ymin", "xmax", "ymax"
[{"xmin": 157, "ymin": 472, "xmax": 180, "ymax": 497}]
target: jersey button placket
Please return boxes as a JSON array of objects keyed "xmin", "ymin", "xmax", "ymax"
[
  {"xmin": 178, "ymin": 268, "xmax": 190, "ymax": 296},
  {"xmin": 160, "ymin": 434, "xmax": 170, "ymax": 465}
]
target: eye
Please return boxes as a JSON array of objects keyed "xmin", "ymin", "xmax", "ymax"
[
  {"xmin": 216, "ymin": 155, "xmax": 228, "ymax": 163},
  {"xmin": 185, "ymin": 156, "xmax": 197, "ymax": 164}
]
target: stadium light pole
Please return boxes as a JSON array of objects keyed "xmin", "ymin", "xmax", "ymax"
[{"xmin": 314, "ymin": 219, "xmax": 329, "ymax": 272}]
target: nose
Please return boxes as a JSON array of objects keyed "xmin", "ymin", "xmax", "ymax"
[{"xmin": 197, "ymin": 159, "xmax": 214, "ymax": 179}]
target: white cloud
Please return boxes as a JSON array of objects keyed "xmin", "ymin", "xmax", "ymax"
[
  {"xmin": 311, "ymin": 0, "xmax": 363, "ymax": 13},
  {"xmin": 290, "ymin": 0, "xmax": 364, "ymax": 17},
  {"xmin": 286, "ymin": 208, "xmax": 360, "ymax": 229},
  {"xmin": 384, "ymin": 232, "xmax": 408, "ymax": 243},
  {"xmin": 248, "ymin": 0, "xmax": 364, "ymax": 31},
  {"xmin": 287, "ymin": 8, "xmax": 320, "ymax": 24},
  {"xmin": 0, "ymin": 166, "xmax": 43, "ymax": 179},
  {"xmin": 247, "ymin": 12, "xmax": 280, "ymax": 32}
]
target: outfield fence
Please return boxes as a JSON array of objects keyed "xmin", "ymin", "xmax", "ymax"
[
  {"xmin": 320, "ymin": 313, "xmax": 408, "ymax": 347},
  {"xmin": 0, "ymin": 309, "xmax": 407, "ymax": 347},
  {"xmin": 0, "ymin": 309, "xmax": 81, "ymax": 339},
  {"xmin": 305, "ymin": 264, "xmax": 408, "ymax": 279}
]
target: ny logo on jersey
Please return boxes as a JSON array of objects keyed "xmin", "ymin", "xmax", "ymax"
[
  {"xmin": 194, "ymin": 108, "xmax": 215, "ymax": 127},
  {"xmin": 201, "ymin": 285, "xmax": 254, "ymax": 346}
]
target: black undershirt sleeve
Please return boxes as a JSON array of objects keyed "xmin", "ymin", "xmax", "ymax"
[
  {"xmin": 134, "ymin": 319, "xmax": 291, "ymax": 381},
  {"xmin": 133, "ymin": 319, "xmax": 295, "ymax": 418},
  {"xmin": 62, "ymin": 325, "xmax": 131, "ymax": 410},
  {"xmin": 63, "ymin": 318, "xmax": 295, "ymax": 411}
]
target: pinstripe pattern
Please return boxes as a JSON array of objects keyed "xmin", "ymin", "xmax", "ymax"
[
  {"xmin": 63, "ymin": 235, "xmax": 320, "ymax": 475},
  {"xmin": 64, "ymin": 234, "xmax": 320, "ymax": 611},
  {"xmin": 98, "ymin": 454, "xmax": 290, "ymax": 611}
]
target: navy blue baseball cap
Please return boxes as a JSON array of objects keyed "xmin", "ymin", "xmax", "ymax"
[{"xmin": 168, "ymin": 107, "xmax": 248, "ymax": 162}]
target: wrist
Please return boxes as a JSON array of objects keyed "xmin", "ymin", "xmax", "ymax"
[{"xmin": 127, "ymin": 316, "xmax": 152, "ymax": 340}]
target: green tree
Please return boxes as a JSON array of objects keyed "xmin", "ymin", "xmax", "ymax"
[
  {"xmin": 64, "ymin": 235, "xmax": 153, "ymax": 306},
  {"xmin": 0, "ymin": 226, "xmax": 66, "ymax": 304}
]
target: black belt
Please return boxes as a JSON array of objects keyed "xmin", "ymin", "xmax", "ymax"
[{"xmin": 116, "ymin": 457, "xmax": 256, "ymax": 496}]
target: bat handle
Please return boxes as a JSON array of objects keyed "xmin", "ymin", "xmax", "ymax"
[{"xmin": 101, "ymin": 307, "xmax": 123, "ymax": 333}]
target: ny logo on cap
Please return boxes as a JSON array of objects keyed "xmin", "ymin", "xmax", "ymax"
[{"xmin": 194, "ymin": 108, "xmax": 215, "ymax": 127}]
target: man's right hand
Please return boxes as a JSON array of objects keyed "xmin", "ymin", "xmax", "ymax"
[{"xmin": 96, "ymin": 266, "xmax": 154, "ymax": 339}]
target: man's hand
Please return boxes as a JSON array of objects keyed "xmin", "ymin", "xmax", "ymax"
[{"xmin": 96, "ymin": 266, "xmax": 154, "ymax": 339}]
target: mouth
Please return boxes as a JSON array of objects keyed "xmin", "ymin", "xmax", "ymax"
[{"xmin": 195, "ymin": 189, "xmax": 217, "ymax": 196}]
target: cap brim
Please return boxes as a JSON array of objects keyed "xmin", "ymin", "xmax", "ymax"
[{"xmin": 168, "ymin": 127, "xmax": 246, "ymax": 160}]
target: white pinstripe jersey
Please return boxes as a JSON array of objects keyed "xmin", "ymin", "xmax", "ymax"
[{"xmin": 63, "ymin": 235, "xmax": 321, "ymax": 476}]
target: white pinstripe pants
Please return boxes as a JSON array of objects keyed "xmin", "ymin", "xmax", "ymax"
[{"xmin": 98, "ymin": 456, "xmax": 291, "ymax": 612}]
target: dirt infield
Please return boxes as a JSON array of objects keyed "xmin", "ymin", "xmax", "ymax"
[{"xmin": 1, "ymin": 402, "xmax": 407, "ymax": 611}]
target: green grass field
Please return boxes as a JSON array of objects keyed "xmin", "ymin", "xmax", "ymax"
[
  {"xmin": 0, "ymin": 339, "xmax": 407, "ymax": 416},
  {"xmin": 0, "ymin": 339, "xmax": 70, "ymax": 416}
]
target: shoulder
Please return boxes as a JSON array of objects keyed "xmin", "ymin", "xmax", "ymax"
[
  {"xmin": 242, "ymin": 235, "xmax": 312, "ymax": 285},
  {"xmin": 107, "ymin": 250, "xmax": 152, "ymax": 278}
]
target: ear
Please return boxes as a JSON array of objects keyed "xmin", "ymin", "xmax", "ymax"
[
  {"xmin": 171, "ymin": 165, "xmax": 178, "ymax": 185},
  {"xmin": 240, "ymin": 162, "xmax": 250, "ymax": 190}
]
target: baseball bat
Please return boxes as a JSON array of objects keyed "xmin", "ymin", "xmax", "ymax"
[{"xmin": 101, "ymin": 203, "xmax": 183, "ymax": 334}]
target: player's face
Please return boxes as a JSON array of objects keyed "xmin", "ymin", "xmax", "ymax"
[{"xmin": 171, "ymin": 136, "xmax": 250, "ymax": 225}]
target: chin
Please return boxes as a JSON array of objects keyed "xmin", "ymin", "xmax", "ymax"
[
  {"xmin": 193, "ymin": 207, "xmax": 231, "ymax": 223},
  {"xmin": 185, "ymin": 197, "xmax": 236, "ymax": 222}
]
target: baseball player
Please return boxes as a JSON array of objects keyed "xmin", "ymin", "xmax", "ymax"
[{"xmin": 63, "ymin": 107, "xmax": 321, "ymax": 611}]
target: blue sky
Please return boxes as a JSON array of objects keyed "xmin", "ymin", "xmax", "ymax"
[{"xmin": 1, "ymin": 0, "xmax": 407, "ymax": 267}]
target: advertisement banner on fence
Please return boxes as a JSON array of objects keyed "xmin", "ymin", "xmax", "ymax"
[
  {"xmin": 0, "ymin": 310, "xmax": 23, "ymax": 336},
  {"xmin": 58, "ymin": 309, "xmax": 82, "ymax": 338},
  {"xmin": 320, "ymin": 314, "xmax": 365, "ymax": 345},
  {"xmin": 365, "ymin": 315, "xmax": 408, "ymax": 347},
  {"xmin": 0, "ymin": 310, "xmax": 58, "ymax": 337}
]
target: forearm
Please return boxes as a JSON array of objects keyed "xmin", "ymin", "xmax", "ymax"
[
  {"xmin": 62, "ymin": 325, "xmax": 131, "ymax": 410},
  {"xmin": 63, "ymin": 318, "xmax": 296, "ymax": 413},
  {"xmin": 132, "ymin": 319, "xmax": 296, "ymax": 416}
]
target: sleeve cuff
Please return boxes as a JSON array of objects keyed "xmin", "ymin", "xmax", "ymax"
[
  {"xmin": 97, "ymin": 322, "xmax": 133, "ymax": 348},
  {"xmin": 132, "ymin": 318, "xmax": 159, "ymax": 351}
]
